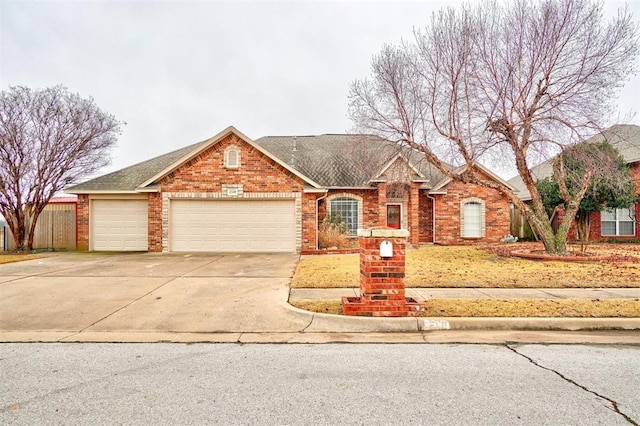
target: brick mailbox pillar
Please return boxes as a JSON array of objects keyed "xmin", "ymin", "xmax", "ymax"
[{"xmin": 342, "ymin": 228, "xmax": 423, "ymax": 317}]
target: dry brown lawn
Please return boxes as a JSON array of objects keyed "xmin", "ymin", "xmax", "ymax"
[
  {"xmin": 292, "ymin": 244, "xmax": 640, "ymax": 289},
  {"xmin": 290, "ymin": 298, "xmax": 640, "ymax": 317}
]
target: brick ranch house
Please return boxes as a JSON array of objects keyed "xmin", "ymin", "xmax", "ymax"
[
  {"xmin": 66, "ymin": 126, "xmax": 514, "ymax": 253},
  {"xmin": 508, "ymin": 124, "xmax": 640, "ymax": 241}
]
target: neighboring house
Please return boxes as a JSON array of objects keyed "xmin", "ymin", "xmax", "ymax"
[
  {"xmin": 508, "ymin": 124, "xmax": 640, "ymax": 241},
  {"xmin": 66, "ymin": 126, "xmax": 513, "ymax": 253},
  {"xmin": 1, "ymin": 197, "xmax": 77, "ymax": 251}
]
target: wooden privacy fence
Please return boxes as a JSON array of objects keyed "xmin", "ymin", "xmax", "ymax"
[
  {"xmin": 510, "ymin": 206, "xmax": 536, "ymax": 241},
  {"xmin": 2, "ymin": 202, "xmax": 76, "ymax": 251}
]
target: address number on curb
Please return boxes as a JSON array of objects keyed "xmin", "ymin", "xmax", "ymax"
[{"xmin": 422, "ymin": 319, "xmax": 451, "ymax": 330}]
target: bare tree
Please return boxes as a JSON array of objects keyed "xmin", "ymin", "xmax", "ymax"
[
  {"xmin": 0, "ymin": 86, "xmax": 122, "ymax": 251},
  {"xmin": 349, "ymin": 0, "xmax": 639, "ymax": 254}
]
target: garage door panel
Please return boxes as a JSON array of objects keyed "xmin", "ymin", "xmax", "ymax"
[
  {"xmin": 91, "ymin": 200, "xmax": 148, "ymax": 251},
  {"xmin": 170, "ymin": 200, "xmax": 296, "ymax": 252}
]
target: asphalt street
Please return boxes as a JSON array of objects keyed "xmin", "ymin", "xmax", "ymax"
[{"xmin": 1, "ymin": 343, "xmax": 638, "ymax": 425}]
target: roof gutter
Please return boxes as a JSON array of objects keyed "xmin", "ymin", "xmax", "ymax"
[
  {"xmin": 303, "ymin": 187, "xmax": 328, "ymax": 194},
  {"xmin": 135, "ymin": 186, "xmax": 161, "ymax": 193},
  {"xmin": 64, "ymin": 189, "xmax": 143, "ymax": 195}
]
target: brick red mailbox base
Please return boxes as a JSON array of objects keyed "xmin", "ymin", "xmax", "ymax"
[{"xmin": 342, "ymin": 229, "xmax": 423, "ymax": 317}]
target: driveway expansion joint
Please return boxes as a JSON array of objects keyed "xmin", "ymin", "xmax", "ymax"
[
  {"xmin": 79, "ymin": 277, "xmax": 178, "ymax": 333},
  {"xmin": 505, "ymin": 344, "xmax": 638, "ymax": 425}
]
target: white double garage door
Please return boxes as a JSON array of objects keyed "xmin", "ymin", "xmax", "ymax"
[{"xmin": 91, "ymin": 199, "xmax": 297, "ymax": 252}]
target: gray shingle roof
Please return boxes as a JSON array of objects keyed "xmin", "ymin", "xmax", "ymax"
[
  {"xmin": 66, "ymin": 131, "xmax": 449, "ymax": 192},
  {"xmin": 507, "ymin": 124, "xmax": 640, "ymax": 200},
  {"xmin": 254, "ymin": 134, "xmax": 446, "ymax": 187},
  {"xmin": 66, "ymin": 140, "xmax": 210, "ymax": 192}
]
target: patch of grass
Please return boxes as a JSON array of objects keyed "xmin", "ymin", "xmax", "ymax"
[
  {"xmin": 290, "ymin": 300, "xmax": 344, "ymax": 315},
  {"xmin": 292, "ymin": 245, "xmax": 640, "ymax": 288},
  {"xmin": 0, "ymin": 253, "xmax": 46, "ymax": 264},
  {"xmin": 424, "ymin": 298, "xmax": 640, "ymax": 317},
  {"xmin": 292, "ymin": 254, "xmax": 358, "ymax": 288},
  {"xmin": 290, "ymin": 298, "xmax": 640, "ymax": 317}
]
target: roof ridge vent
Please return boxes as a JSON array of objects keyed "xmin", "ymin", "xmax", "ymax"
[{"xmin": 291, "ymin": 136, "xmax": 297, "ymax": 167}]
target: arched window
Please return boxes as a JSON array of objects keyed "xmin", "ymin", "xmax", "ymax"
[
  {"xmin": 328, "ymin": 195, "xmax": 361, "ymax": 235},
  {"xmin": 461, "ymin": 198, "xmax": 485, "ymax": 238},
  {"xmin": 224, "ymin": 146, "xmax": 240, "ymax": 168}
]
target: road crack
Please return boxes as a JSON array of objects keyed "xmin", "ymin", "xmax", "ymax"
[{"xmin": 506, "ymin": 344, "xmax": 637, "ymax": 425}]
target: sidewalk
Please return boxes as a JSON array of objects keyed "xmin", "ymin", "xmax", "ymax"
[{"xmin": 289, "ymin": 287, "xmax": 640, "ymax": 301}]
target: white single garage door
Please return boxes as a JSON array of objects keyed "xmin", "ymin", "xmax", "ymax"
[
  {"xmin": 170, "ymin": 199, "xmax": 296, "ymax": 252},
  {"xmin": 91, "ymin": 199, "xmax": 148, "ymax": 251}
]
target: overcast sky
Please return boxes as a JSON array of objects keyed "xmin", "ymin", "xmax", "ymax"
[{"xmin": 1, "ymin": 0, "xmax": 639, "ymax": 181}]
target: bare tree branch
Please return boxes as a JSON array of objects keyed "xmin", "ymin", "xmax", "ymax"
[
  {"xmin": 348, "ymin": 0, "xmax": 639, "ymax": 254},
  {"xmin": 0, "ymin": 85, "xmax": 122, "ymax": 251}
]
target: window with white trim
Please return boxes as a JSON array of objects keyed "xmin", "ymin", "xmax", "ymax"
[
  {"xmin": 461, "ymin": 199, "xmax": 485, "ymax": 238},
  {"xmin": 329, "ymin": 197, "xmax": 359, "ymax": 235},
  {"xmin": 224, "ymin": 146, "xmax": 240, "ymax": 168},
  {"xmin": 601, "ymin": 207, "xmax": 635, "ymax": 236}
]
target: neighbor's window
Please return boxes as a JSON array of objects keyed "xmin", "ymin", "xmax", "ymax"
[
  {"xmin": 601, "ymin": 207, "xmax": 635, "ymax": 236},
  {"xmin": 461, "ymin": 199, "xmax": 484, "ymax": 238},
  {"xmin": 224, "ymin": 146, "xmax": 240, "ymax": 168},
  {"xmin": 330, "ymin": 197, "xmax": 359, "ymax": 235}
]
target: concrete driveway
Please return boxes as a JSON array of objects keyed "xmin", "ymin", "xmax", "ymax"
[{"xmin": 0, "ymin": 252, "xmax": 313, "ymax": 340}]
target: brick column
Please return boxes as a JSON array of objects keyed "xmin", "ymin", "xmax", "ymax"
[
  {"xmin": 409, "ymin": 182, "xmax": 420, "ymax": 246},
  {"xmin": 148, "ymin": 193, "xmax": 162, "ymax": 252},
  {"xmin": 342, "ymin": 229, "xmax": 423, "ymax": 317},
  {"xmin": 76, "ymin": 194, "xmax": 89, "ymax": 251},
  {"xmin": 377, "ymin": 182, "xmax": 387, "ymax": 227}
]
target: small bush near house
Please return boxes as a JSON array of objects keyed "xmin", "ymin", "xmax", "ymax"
[
  {"xmin": 318, "ymin": 216, "xmax": 353, "ymax": 249},
  {"xmin": 605, "ymin": 238, "xmax": 640, "ymax": 244}
]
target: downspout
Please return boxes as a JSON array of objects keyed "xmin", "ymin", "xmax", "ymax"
[
  {"xmin": 316, "ymin": 192, "xmax": 328, "ymax": 250},
  {"xmin": 427, "ymin": 193, "xmax": 436, "ymax": 243}
]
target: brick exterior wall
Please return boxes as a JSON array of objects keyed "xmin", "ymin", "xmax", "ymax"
[
  {"xmin": 301, "ymin": 193, "xmax": 321, "ymax": 252},
  {"xmin": 409, "ymin": 182, "xmax": 420, "ymax": 245},
  {"xmin": 160, "ymin": 134, "xmax": 305, "ymax": 194},
  {"xmin": 418, "ymin": 191, "xmax": 434, "ymax": 243},
  {"xmin": 76, "ymin": 194, "xmax": 89, "ymax": 251},
  {"xmin": 75, "ymin": 132, "xmax": 514, "ymax": 252},
  {"xmin": 148, "ymin": 193, "xmax": 162, "ymax": 252},
  {"xmin": 157, "ymin": 134, "xmax": 310, "ymax": 252},
  {"xmin": 314, "ymin": 179, "xmax": 510, "ymax": 250},
  {"xmin": 433, "ymin": 180, "xmax": 511, "ymax": 245}
]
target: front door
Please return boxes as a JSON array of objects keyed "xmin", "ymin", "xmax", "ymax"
[{"xmin": 386, "ymin": 204, "xmax": 401, "ymax": 229}]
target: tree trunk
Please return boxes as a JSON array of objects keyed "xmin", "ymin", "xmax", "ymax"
[
  {"xmin": 519, "ymin": 205, "xmax": 567, "ymax": 255},
  {"xmin": 6, "ymin": 211, "xmax": 27, "ymax": 252},
  {"xmin": 26, "ymin": 206, "xmax": 43, "ymax": 252},
  {"xmin": 4, "ymin": 205, "xmax": 43, "ymax": 252},
  {"xmin": 575, "ymin": 210, "xmax": 591, "ymax": 253}
]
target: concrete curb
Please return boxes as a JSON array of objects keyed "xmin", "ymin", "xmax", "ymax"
[
  {"xmin": 2, "ymin": 330, "xmax": 639, "ymax": 344},
  {"xmin": 420, "ymin": 317, "xmax": 640, "ymax": 331},
  {"xmin": 297, "ymin": 307, "xmax": 640, "ymax": 333},
  {"xmin": 305, "ymin": 313, "xmax": 420, "ymax": 333}
]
